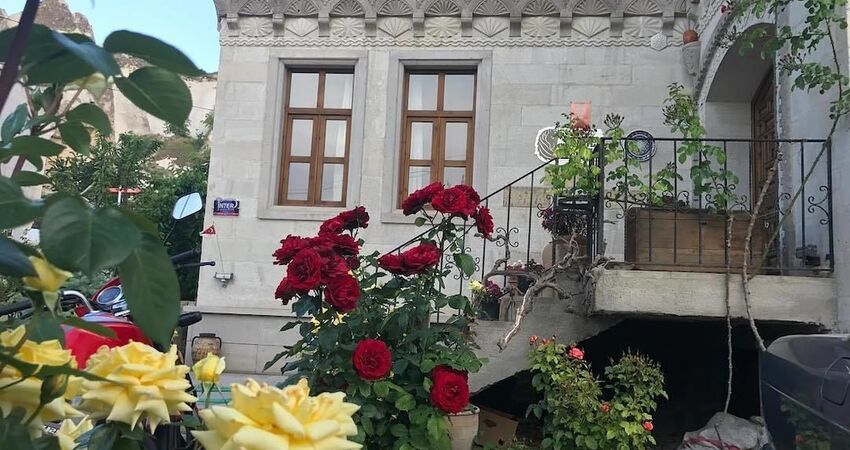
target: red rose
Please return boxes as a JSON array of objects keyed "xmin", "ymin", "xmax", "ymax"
[
  {"xmin": 325, "ymin": 274, "xmax": 360, "ymax": 312},
  {"xmin": 568, "ymin": 346, "xmax": 584, "ymax": 360},
  {"xmin": 529, "ymin": 335, "xmax": 539, "ymax": 346},
  {"xmin": 402, "ymin": 243, "xmax": 441, "ymax": 274},
  {"xmin": 338, "ymin": 206, "xmax": 370, "ymax": 230},
  {"xmin": 316, "ymin": 233, "xmax": 359, "ymax": 257},
  {"xmin": 352, "ymin": 339, "xmax": 392, "ymax": 381},
  {"xmin": 286, "ymin": 249, "xmax": 324, "ymax": 291},
  {"xmin": 430, "ymin": 369, "xmax": 469, "ymax": 414},
  {"xmin": 431, "ymin": 185, "xmax": 477, "ymax": 218},
  {"xmin": 274, "ymin": 277, "xmax": 301, "ymax": 304},
  {"xmin": 346, "ymin": 256, "xmax": 360, "ymax": 270},
  {"xmin": 402, "ymin": 182, "xmax": 444, "ymax": 216},
  {"xmin": 319, "ymin": 217, "xmax": 345, "ymax": 234},
  {"xmin": 321, "ymin": 255, "xmax": 350, "ymax": 283},
  {"xmin": 456, "ymin": 184, "xmax": 481, "ymax": 204},
  {"xmin": 472, "ymin": 206, "xmax": 494, "ymax": 237},
  {"xmin": 642, "ymin": 421, "xmax": 654, "ymax": 432},
  {"xmin": 432, "ymin": 365, "xmax": 468, "ymax": 382},
  {"xmin": 599, "ymin": 402, "xmax": 611, "ymax": 414},
  {"xmin": 273, "ymin": 235, "xmax": 310, "ymax": 265},
  {"xmin": 378, "ymin": 253, "xmax": 406, "ymax": 275}
]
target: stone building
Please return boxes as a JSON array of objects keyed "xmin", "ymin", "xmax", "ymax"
[{"xmin": 193, "ymin": 0, "xmax": 849, "ymax": 433}]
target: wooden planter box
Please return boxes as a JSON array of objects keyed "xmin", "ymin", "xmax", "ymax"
[{"xmin": 624, "ymin": 207, "xmax": 764, "ymax": 273}]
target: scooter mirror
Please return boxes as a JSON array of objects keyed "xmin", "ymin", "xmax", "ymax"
[{"xmin": 172, "ymin": 193, "xmax": 203, "ymax": 220}]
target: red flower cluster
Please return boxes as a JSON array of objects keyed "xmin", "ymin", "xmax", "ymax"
[
  {"xmin": 430, "ymin": 365, "xmax": 470, "ymax": 414},
  {"xmin": 568, "ymin": 346, "xmax": 585, "ymax": 361},
  {"xmin": 377, "ymin": 243, "xmax": 441, "ymax": 276},
  {"xmin": 642, "ymin": 421, "xmax": 654, "ymax": 432},
  {"xmin": 352, "ymin": 339, "xmax": 392, "ymax": 381},
  {"xmin": 272, "ymin": 207, "xmax": 366, "ymax": 311},
  {"xmin": 401, "ymin": 183, "xmax": 492, "ymax": 235},
  {"xmin": 320, "ymin": 206, "xmax": 370, "ymax": 234}
]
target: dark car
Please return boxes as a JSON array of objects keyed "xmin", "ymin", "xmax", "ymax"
[{"xmin": 761, "ymin": 334, "xmax": 850, "ymax": 449}]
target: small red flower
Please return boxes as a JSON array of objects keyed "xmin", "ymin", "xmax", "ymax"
[
  {"xmin": 402, "ymin": 182, "xmax": 444, "ymax": 216},
  {"xmin": 529, "ymin": 335, "xmax": 539, "ymax": 346},
  {"xmin": 795, "ymin": 434, "xmax": 805, "ymax": 444},
  {"xmin": 401, "ymin": 243, "xmax": 441, "ymax": 274},
  {"xmin": 541, "ymin": 339, "xmax": 549, "ymax": 345},
  {"xmin": 377, "ymin": 253, "xmax": 406, "ymax": 274},
  {"xmin": 568, "ymin": 346, "xmax": 585, "ymax": 360},
  {"xmin": 432, "ymin": 185, "xmax": 478, "ymax": 218},
  {"xmin": 325, "ymin": 274, "xmax": 360, "ymax": 313},
  {"xmin": 472, "ymin": 206, "xmax": 494, "ymax": 237},
  {"xmin": 317, "ymin": 233, "xmax": 359, "ymax": 257},
  {"xmin": 455, "ymin": 184, "xmax": 481, "ymax": 204},
  {"xmin": 320, "ymin": 255, "xmax": 350, "ymax": 283},
  {"xmin": 319, "ymin": 216, "xmax": 345, "ymax": 234},
  {"xmin": 273, "ymin": 235, "xmax": 311, "ymax": 265},
  {"xmin": 642, "ymin": 421, "xmax": 654, "ymax": 432},
  {"xmin": 600, "ymin": 402, "xmax": 611, "ymax": 414},
  {"xmin": 274, "ymin": 277, "xmax": 301, "ymax": 304},
  {"xmin": 430, "ymin": 368, "xmax": 470, "ymax": 414},
  {"xmin": 432, "ymin": 365, "xmax": 469, "ymax": 382},
  {"xmin": 352, "ymin": 339, "xmax": 392, "ymax": 381},
  {"xmin": 286, "ymin": 249, "xmax": 324, "ymax": 291},
  {"xmin": 337, "ymin": 206, "xmax": 370, "ymax": 230}
]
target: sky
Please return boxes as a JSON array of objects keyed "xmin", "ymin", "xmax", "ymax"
[{"xmin": 3, "ymin": 0, "xmax": 221, "ymax": 73}]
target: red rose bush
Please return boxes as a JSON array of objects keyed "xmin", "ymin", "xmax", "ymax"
[{"xmin": 268, "ymin": 185, "xmax": 486, "ymax": 449}]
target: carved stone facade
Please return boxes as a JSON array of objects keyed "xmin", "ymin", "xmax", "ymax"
[{"xmin": 213, "ymin": 0, "xmax": 692, "ymax": 45}]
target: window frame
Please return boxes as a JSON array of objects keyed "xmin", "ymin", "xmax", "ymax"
[
  {"xmin": 278, "ymin": 69, "xmax": 354, "ymax": 207},
  {"xmin": 398, "ymin": 70, "xmax": 477, "ymax": 207}
]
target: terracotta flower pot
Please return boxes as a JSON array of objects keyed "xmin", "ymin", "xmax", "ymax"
[
  {"xmin": 447, "ymin": 405, "xmax": 480, "ymax": 450},
  {"xmin": 682, "ymin": 29, "xmax": 699, "ymax": 44}
]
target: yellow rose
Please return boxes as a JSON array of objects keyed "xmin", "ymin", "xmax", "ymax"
[
  {"xmin": 192, "ymin": 378, "xmax": 361, "ymax": 450},
  {"xmin": 468, "ymin": 280, "xmax": 484, "ymax": 293},
  {"xmin": 56, "ymin": 417, "xmax": 94, "ymax": 450},
  {"xmin": 0, "ymin": 326, "xmax": 81, "ymax": 436},
  {"xmin": 79, "ymin": 342, "xmax": 197, "ymax": 431},
  {"xmin": 193, "ymin": 352, "xmax": 225, "ymax": 386},
  {"xmin": 22, "ymin": 256, "xmax": 72, "ymax": 293}
]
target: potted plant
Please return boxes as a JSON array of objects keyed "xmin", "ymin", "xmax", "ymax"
[
  {"xmin": 269, "ymin": 184, "xmax": 489, "ymax": 449},
  {"xmin": 469, "ymin": 279, "xmax": 504, "ymax": 320},
  {"xmin": 540, "ymin": 204, "xmax": 589, "ymax": 263}
]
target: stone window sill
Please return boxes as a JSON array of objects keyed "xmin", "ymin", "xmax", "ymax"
[{"xmin": 258, "ymin": 205, "xmax": 347, "ymax": 221}]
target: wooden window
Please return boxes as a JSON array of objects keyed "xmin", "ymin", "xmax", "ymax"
[
  {"xmin": 278, "ymin": 69, "xmax": 354, "ymax": 206},
  {"xmin": 399, "ymin": 70, "xmax": 476, "ymax": 206}
]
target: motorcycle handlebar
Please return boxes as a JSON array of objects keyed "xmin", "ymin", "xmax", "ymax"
[
  {"xmin": 177, "ymin": 311, "xmax": 202, "ymax": 328},
  {"xmin": 170, "ymin": 249, "xmax": 201, "ymax": 265},
  {"xmin": 0, "ymin": 299, "xmax": 31, "ymax": 316},
  {"xmin": 174, "ymin": 261, "xmax": 215, "ymax": 270}
]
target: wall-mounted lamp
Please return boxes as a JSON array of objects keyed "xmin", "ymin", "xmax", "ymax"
[{"xmin": 214, "ymin": 272, "xmax": 234, "ymax": 286}]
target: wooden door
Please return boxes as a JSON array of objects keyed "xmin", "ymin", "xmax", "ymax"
[{"xmin": 751, "ymin": 69, "xmax": 778, "ymax": 267}]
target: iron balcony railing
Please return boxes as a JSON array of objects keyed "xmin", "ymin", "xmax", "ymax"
[{"xmin": 390, "ymin": 137, "xmax": 833, "ymax": 303}]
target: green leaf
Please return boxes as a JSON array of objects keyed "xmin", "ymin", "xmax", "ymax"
[
  {"xmin": 57, "ymin": 121, "xmax": 91, "ymax": 154},
  {"xmin": 414, "ymin": 217, "xmax": 426, "ymax": 227},
  {"xmin": 317, "ymin": 326, "xmax": 338, "ymax": 350},
  {"xmin": 453, "ymin": 253, "xmax": 475, "ymax": 276},
  {"xmin": 395, "ymin": 394, "xmax": 416, "ymax": 411},
  {"xmin": 61, "ymin": 316, "xmax": 117, "ymax": 339},
  {"xmin": 0, "ymin": 408, "xmax": 38, "ymax": 450},
  {"xmin": 85, "ymin": 424, "xmax": 119, "ymax": 450},
  {"xmin": 118, "ymin": 231, "xmax": 181, "ymax": 347},
  {"xmin": 114, "ymin": 67, "xmax": 192, "ymax": 126},
  {"xmin": 51, "ymin": 31, "xmax": 120, "ymax": 77},
  {"xmin": 373, "ymin": 380, "xmax": 390, "ymax": 397},
  {"xmin": 279, "ymin": 321, "xmax": 300, "ymax": 332},
  {"xmin": 358, "ymin": 382, "xmax": 371, "ymax": 398},
  {"xmin": 11, "ymin": 171, "xmax": 50, "ymax": 187},
  {"xmin": 1, "ymin": 104, "xmax": 28, "ymax": 142},
  {"xmin": 28, "ymin": 313, "xmax": 65, "ymax": 343},
  {"xmin": 67, "ymin": 103, "xmax": 112, "ymax": 135},
  {"xmin": 447, "ymin": 295, "xmax": 467, "ymax": 310},
  {"xmin": 0, "ymin": 235, "xmax": 36, "ymax": 277},
  {"xmin": 390, "ymin": 423, "xmax": 408, "ymax": 438},
  {"xmin": 7, "ymin": 135, "xmax": 65, "ymax": 157},
  {"xmin": 103, "ymin": 30, "xmax": 204, "ymax": 76},
  {"xmin": 0, "ymin": 177, "xmax": 41, "ymax": 229},
  {"xmin": 41, "ymin": 198, "xmax": 142, "ymax": 276}
]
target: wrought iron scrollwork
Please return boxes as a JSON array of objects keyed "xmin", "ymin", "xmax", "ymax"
[{"xmin": 806, "ymin": 186, "xmax": 831, "ymax": 225}]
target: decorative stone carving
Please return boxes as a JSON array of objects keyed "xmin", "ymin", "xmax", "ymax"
[
  {"xmin": 522, "ymin": 16, "xmax": 559, "ymax": 37},
  {"xmin": 285, "ymin": 0, "xmax": 319, "ymax": 16},
  {"xmin": 573, "ymin": 0, "xmax": 609, "ymax": 16},
  {"xmin": 474, "ymin": 17, "xmax": 509, "ymax": 37},
  {"xmin": 286, "ymin": 17, "xmax": 319, "ymax": 36},
  {"xmin": 572, "ymin": 16, "xmax": 608, "ymax": 38},
  {"xmin": 425, "ymin": 16, "xmax": 461, "ymax": 36},
  {"xmin": 682, "ymin": 40, "xmax": 700, "ymax": 75},
  {"xmin": 240, "ymin": 0, "xmax": 273, "ymax": 15},
  {"xmin": 240, "ymin": 16, "xmax": 274, "ymax": 36},
  {"xmin": 625, "ymin": 0, "xmax": 662, "ymax": 15},
  {"xmin": 426, "ymin": 0, "xmax": 462, "ymax": 16},
  {"xmin": 331, "ymin": 17, "xmax": 366, "ymax": 35},
  {"xmin": 378, "ymin": 17, "xmax": 412, "ymax": 36},
  {"xmin": 649, "ymin": 31, "xmax": 667, "ymax": 50},
  {"xmin": 378, "ymin": 0, "xmax": 413, "ymax": 15},
  {"xmin": 331, "ymin": 0, "xmax": 365, "ymax": 16},
  {"xmin": 474, "ymin": 0, "xmax": 511, "ymax": 16},
  {"xmin": 623, "ymin": 15, "xmax": 661, "ymax": 37},
  {"xmin": 523, "ymin": 0, "xmax": 559, "ymax": 16}
]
